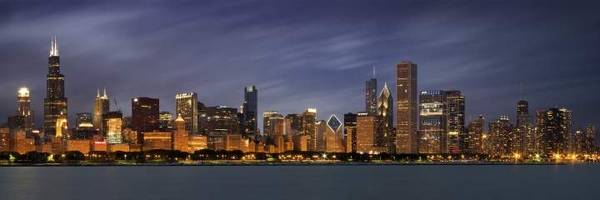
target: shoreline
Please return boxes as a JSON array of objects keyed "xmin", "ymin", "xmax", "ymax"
[{"xmin": 0, "ymin": 161, "xmax": 592, "ymax": 167}]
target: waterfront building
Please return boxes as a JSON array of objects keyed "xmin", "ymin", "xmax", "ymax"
[
  {"xmin": 465, "ymin": 115, "xmax": 485, "ymax": 154},
  {"xmin": 0, "ymin": 127, "xmax": 9, "ymax": 152},
  {"xmin": 324, "ymin": 115, "xmax": 344, "ymax": 153},
  {"xmin": 536, "ymin": 107, "xmax": 572, "ymax": 155},
  {"xmin": 205, "ymin": 106, "xmax": 240, "ymax": 135},
  {"xmin": 418, "ymin": 90, "xmax": 446, "ymax": 154},
  {"xmin": 44, "ymin": 37, "xmax": 68, "ymax": 137},
  {"xmin": 16, "ymin": 87, "xmax": 34, "ymax": 132},
  {"xmin": 489, "ymin": 116, "xmax": 515, "ymax": 157},
  {"xmin": 242, "ymin": 86, "xmax": 257, "ymax": 135},
  {"xmin": 93, "ymin": 88, "xmax": 109, "ymax": 133},
  {"xmin": 343, "ymin": 113, "xmax": 358, "ymax": 153},
  {"xmin": 104, "ymin": 111, "xmax": 123, "ymax": 144},
  {"xmin": 302, "ymin": 108, "xmax": 317, "ymax": 151},
  {"xmin": 366, "ymin": 75, "xmax": 378, "ymax": 116},
  {"xmin": 131, "ymin": 97, "xmax": 159, "ymax": 144},
  {"xmin": 356, "ymin": 112, "xmax": 376, "ymax": 153},
  {"xmin": 445, "ymin": 90, "xmax": 465, "ymax": 154},
  {"xmin": 377, "ymin": 83, "xmax": 394, "ymax": 153},
  {"xmin": 173, "ymin": 114, "xmax": 189, "ymax": 152},
  {"xmin": 143, "ymin": 131, "xmax": 172, "ymax": 151},
  {"xmin": 516, "ymin": 100, "xmax": 534, "ymax": 155},
  {"xmin": 159, "ymin": 111, "xmax": 173, "ymax": 130},
  {"xmin": 176, "ymin": 92, "xmax": 198, "ymax": 133},
  {"xmin": 396, "ymin": 61, "xmax": 418, "ymax": 153}
]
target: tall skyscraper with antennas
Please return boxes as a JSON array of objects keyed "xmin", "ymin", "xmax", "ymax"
[
  {"xmin": 43, "ymin": 37, "xmax": 68, "ymax": 137},
  {"xmin": 365, "ymin": 67, "xmax": 377, "ymax": 116}
]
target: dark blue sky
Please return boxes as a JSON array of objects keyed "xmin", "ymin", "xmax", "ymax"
[{"xmin": 1, "ymin": 0, "xmax": 599, "ymax": 130}]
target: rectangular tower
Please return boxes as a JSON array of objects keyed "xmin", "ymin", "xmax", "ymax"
[
  {"xmin": 131, "ymin": 97, "xmax": 159, "ymax": 144},
  {"xmin": 176, "ymin": 92, "xmax": 199, "ymax": 133},
  {"xmin": 396, "ymin": 61, "xmax": 418, "ymax": 153}
]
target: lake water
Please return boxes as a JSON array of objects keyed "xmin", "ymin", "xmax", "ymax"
[{"xmin": 0, "ymin": 165, "xmax": 598, "ymax": 200}]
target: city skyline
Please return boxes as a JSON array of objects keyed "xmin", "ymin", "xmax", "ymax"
[{"xmin": 0, "ymin": 1, "xmax": 599, "ymax": 131}]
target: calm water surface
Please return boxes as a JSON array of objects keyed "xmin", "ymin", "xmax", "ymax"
[{"xmin": 0, "ymin": 165, "xmax": 598, "ymax": 200}]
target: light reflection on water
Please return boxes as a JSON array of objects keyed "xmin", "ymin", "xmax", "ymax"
[{"xmin": 0, "ymin": 165, "xmax": 598, "ymax": 200}]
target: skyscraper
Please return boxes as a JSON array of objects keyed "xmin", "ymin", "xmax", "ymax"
[
  {"xmin": 396, "ymin": 61, "xmax": 418, "ymax": 153},
  {"xmin": 263, "ymin": 111, "xmax": 284, "ymax": 137},
  {"xmin": 418, "ymin": 90, "xmax": 446, "ymax": 154},
  {"xmin": 242, "ymin": 86, "xmax": 257, "ymax": 135},
  {"xmin": 16, "ymin": 87, "xmax": 34, "ymax": 132},
  {"xmin": 131, "ymin": 97, "xmax": 159, "ymax": 144},
  {"xmin": 516, "ymin": 100, "xmax": 533, "ymax": 155},
  {"xmin": 93, "ymin": 88, "xmax": 110, "ymax": 133},
  {"xmin": 489, "ymin": 115, "xmax": 515, "ymax": 157},
  {"xmin": 376, "ymin": 83, "xmax": 394, "ymax": 153},
  {"xmin": 104, "ymin": 111, "xmax": 123, "ymax": 144},
  {"xmin": 465, "ymin": 115, "xmax": 485, "ymax": 154},
  {"xmin": 159, "ymin": 111, "xmax": 174, "ymax": 130},
  {"xmin": 536, "ymin": 107, "xmax": 572, "ymax": 155},
  {"xmin": 366, "ymin": 76, "xmax": 377, "ymax": 116},
  {"xmin": 302, "ymin": 108, "xmax": 317, "ymax": 151},
  {"xmin": 356, "ymin": 112, "xmax": 376, "ymax": 153},
  {"xmin": 44, "ymin": 37, "xmax": 68, "ymax": 137},
  {"xmin": 176, "ymin": 92, "xmax": 198, "ymax": 133},
  {"xmin": 445, "ymin": 90, "xmax": 465, "ymax": 154},
  {"xmin": 343, "ymin": 113, "xmax": 358, "ymax": 153},
  {"xmin": 325, "ymin": 115, "xmax": 344, "ymax": 153}
]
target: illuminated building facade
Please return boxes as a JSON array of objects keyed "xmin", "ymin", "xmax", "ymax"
[
  {"xmin": 465, "ymin": 115, "xmax": 485, "ymax": 154},
  {"xmin": 263, "ymin": 111, "xmax": 284, "ymax": 137},
  {"xmin": 356, "ymin": 112, "xmax": 376, "ymax": 153},
  {"xmin": 16, "ymin": 87, "xmax": 34, "ymax": 132},
  {"xmin": 242, "ymin": 85, "xmax": 257, "ymax": 135},
  {"xmin": 376, "ymin": 83, "xmax": 394, "ymax": 153},
  {"xmin": 0, "ymin": 128, "xmax": 9, "ymax": 152},
  {"xmin": 418, "ymin": 90, "xmax": 446, "ymax": 154},
  {"xmin": 93, "ymin": 88, "xmax": 109, "ymax": 133},
  {"xmin": 445, "ymin": 90, "xmax": 464, "ymax": 154},
  {"xmin": 396, "ymin": 61, "xmax": 418, "ymax": 153},
  {"xmin": 205, "ymin": 106, "xmax": 240, "ymax": 135},
  {"xmin": 516, "ymin": 100, "xmax": 534, "ymax": 155},
  {"xmin": 44, "ymin": 37, "xmax": 68, "ymax": 137},
  {"xmin": 143, "ymin": 131, "xmax": 172, "ymax": 151},
  {"xmin": 489, "ymin": 116, "xmax": 515, "ymax": 157},
  {"xmin": 324, "ymin": 115, "xmax": 344, "ymax": 153},
  {"xmin": 176, "ymin": 92, "xmax": 198, "ymax": 133},
  {"xmin": 173, "ymin": 114, "xmax": 189, "ymax": 152},
  {"xmin": 104, "ymin": 111, "xmax": 123, "ymax": 144},
  {"xmin": 302, "ymin": 108, "xmax": 317, "ymax": 151},
  {"xmin": 131, "ymin": 97, "xmax": 159, "ymax": 143},
  {"xmin": 159, "ymin": 111, "xmax": 174, "ymax": 130},
  {"xmin": 536, "ymin": 107, "xmax": 572, "ymax": 155}
]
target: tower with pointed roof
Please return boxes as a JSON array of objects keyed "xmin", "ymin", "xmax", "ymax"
[
  {"xmin": 43, "ymin": 37, "xmax": 68, "ymax": 137},
  {"xmin": 93, "ymin": 88, "xmax": 110, "ymax": 133},
  {"xmin": 377, "ymin": 82, "xmax": 394, "ymax": 152}
]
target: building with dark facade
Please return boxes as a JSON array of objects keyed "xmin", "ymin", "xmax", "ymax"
[
  {"xmin": 343, "ymin": 113, "xmax": 358, "ymax": 153},
  {"xmin": 418, "ymin": 90, "xmax": 446, "ymax": 154},
  {"xmin": 445, "ymin": 90, "xmax": 465, "ymax": 154},
  {"xmin": 131, "ymin": 97, "xmax": 159, "ymax": 144},
  {"xmin": 536, "ymin": 107, "xmax": 572, "ymax": 155},
  {"xmin": 396, "ymin": 61, "xmax": 418, "ymax": 153},
  {"xmin": 242, "ymin": 86, "xmax": 257, "ymax": 135},
  {"xmin": 366, "ymin": 77, "xmax": 377, "ymax": 116},
  {"xmin": 465, "ymin": 115, "xmax": 485, "ymax": 154},
  {"xmin": 43, "ymin": 37, "xmax": 68, "ymax": 137},
  {"xmin": 516, "ymin": 100, "xmax": 533, "ymax": 155},
  {"xmin": 93, "ymin": 88, "xmax": 109, "ymax": 133},
  {"xmin": 376, "ymin": 83, "xmax": 394, "ymax": 153},
  {"xmin": 16, "ymin": 87, "xmax": 34, "ymax": 132}
]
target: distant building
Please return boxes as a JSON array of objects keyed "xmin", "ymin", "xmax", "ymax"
[
  {"xmin": 131, "ymin": 97, "xmax": 159, "ymax": 144},
  {"xmin": 536, "ymin": 107, "xmax": 572, "ymax": 155},
  {"xmin": 396, "ymin": 61, "xmax": 418, "ymax": 153},
  {"xmin": 465, "ymin": 115, "xmax": 485, "ymax": 154},
  {"xmin": 173, "ymin": 114, "xmax": 189, "ymax": 152},
  {"xmin": 205, "ymin": 106, "xmax": 240, "ymax": 135},
  {"xmin": 302, "ymin": 108, "xmax": 317, "ymax": 151},
  {"xmin": 445, "ymin": 90, "xmax": 464, "ymax": 154},
  {"xmin": 263, "ymin": 111, "xmax": 284, "ymax": 137},
  {"xmin": 242, "ymin": 86, "xmax": 257, "ymax": 135},
  {"xmin": 324, "ymin": 115, "xmax": 344, "ymax": 153},
  {"xmin": 44, "ymin": 37, "xmax": 68, "ymax": 137},
  {"xmin": 93, "ymin": 88, "xmax": 109, "ymax": 133},
  {"xmin": 159, "ymin": 111, "xmax": 173, "ymax": 130},
  {"xmin": 366, "ymin": 77, "xmax": 377, "ymax": 116},
  {"xmin": 104, "ymin": 111, "xmax": 123, "ymax": 144},
  {"xmin": 143, "ymin": 131, "xmax": 172, "ymax": 151},
  {"xmin": 516, "ymin": 100, "xmax": 533, "ymax": 155},
  {"xmin": 418, "ymin": 90, "xmax": 446, "ymax": 154},
  {"xmin": 176, "ymin": 92, "xmax": 199, "ymax": 133},
  {"xmin": 16, "ymin": 87, "xmax": 34, "ymax": 132},
  {"xmin": 376, "ymin": 83, "xmax": 394, "ymax": 153},
  {"xmin": 356, "ymin": 112, "xmax": 376, "ymax": 153},
  {"xmin": 489, "ymin": 116, "xmax": 515, "ymax": 157},
  {"xmin": 343, "ymin": 113, "xmax": 358, "ymax": 153}
]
